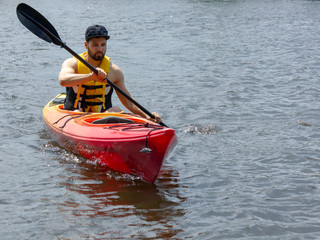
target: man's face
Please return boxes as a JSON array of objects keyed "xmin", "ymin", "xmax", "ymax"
[{"xmin": 86, "ymin": 37, "xmax": 107, "ymax": 61}]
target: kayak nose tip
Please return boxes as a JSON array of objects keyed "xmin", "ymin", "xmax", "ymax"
[{"xmin": 140, "ymin": 147, "xmax": 153, "ymax": 153}]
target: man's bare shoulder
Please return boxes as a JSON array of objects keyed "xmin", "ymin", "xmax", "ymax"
[
  {"xmin": 60, "ymin": 57, "xmax": 78, "ymax": 73},
  {"xmin": 109, "ymin": 62, "xmax": 124, "ymax": 82},
  {"xmin": 109, "ymin": 61, "xmax": 121, "ymax": 72},
  {"xmin": 62, "ymin": 57, "xmax": 77, "ymax": 67}
]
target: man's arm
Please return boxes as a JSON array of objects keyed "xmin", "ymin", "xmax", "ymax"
[{"xmin": 58, "ymin": 58, "xmax": 107, "ymax": 87}]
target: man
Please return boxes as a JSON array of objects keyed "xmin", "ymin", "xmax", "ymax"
[{"xmin": 58, "ymin": 25, "xmax": 161, "ymax": 123}]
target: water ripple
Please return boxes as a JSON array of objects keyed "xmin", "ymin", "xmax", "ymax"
[{"xmin": 184, "ymin": 124, "xmax": 217, "ymax": 135}]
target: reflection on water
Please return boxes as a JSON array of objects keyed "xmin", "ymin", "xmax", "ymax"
[{"xmin": 48, "ymin": 143, "xmax": 186, "ymax": 238}]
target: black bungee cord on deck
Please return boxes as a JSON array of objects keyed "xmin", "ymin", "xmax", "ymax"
[{"xmin": 104, "ymin": 122, "xmax": 164, "ymax": 153}]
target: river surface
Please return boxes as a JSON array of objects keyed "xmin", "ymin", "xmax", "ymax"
[{"xmin": 1, "ymin": 0, "xmax": 320, "ymax": 239}]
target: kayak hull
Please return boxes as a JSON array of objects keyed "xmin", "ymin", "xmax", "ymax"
[{"xmin": 43, "ymin": 93, "xmax": 177, "ymax": 183}]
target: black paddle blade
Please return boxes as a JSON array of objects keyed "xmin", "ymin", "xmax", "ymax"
[{"xmin": 16, "ymin": 3, "xmax": 62, "ymax": 46}]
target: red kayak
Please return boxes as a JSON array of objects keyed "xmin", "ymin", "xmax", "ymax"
[{"xmin": 43, "ymin": 93, "xmax": 177, "ymax": 183}]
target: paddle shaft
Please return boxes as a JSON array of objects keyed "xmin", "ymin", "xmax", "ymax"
[{"xmin": 17, "ymin": 5, "xmax": 167, "ymax": 127}]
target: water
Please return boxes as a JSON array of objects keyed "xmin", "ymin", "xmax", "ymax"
[{"xmin": 1, "ymin": 0, "xmax": 320, "ymax": 239}]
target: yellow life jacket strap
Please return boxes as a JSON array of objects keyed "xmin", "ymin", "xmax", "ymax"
[
  {"xmin": 74, "ymin": 84, "xmax": 82, "ymax": 109},
  {"xmin": 102, "ymin": 83, "xmax": 106, "ymax": 110}
]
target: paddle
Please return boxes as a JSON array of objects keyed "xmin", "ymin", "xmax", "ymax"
[{"xmin": 16, "ymin": 3, "xmax": 168, "ymax": 127}]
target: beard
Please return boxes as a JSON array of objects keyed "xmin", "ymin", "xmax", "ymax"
[{"xmin": 88, "ymin": 48, "xmax": 105, "ymax": 61}]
